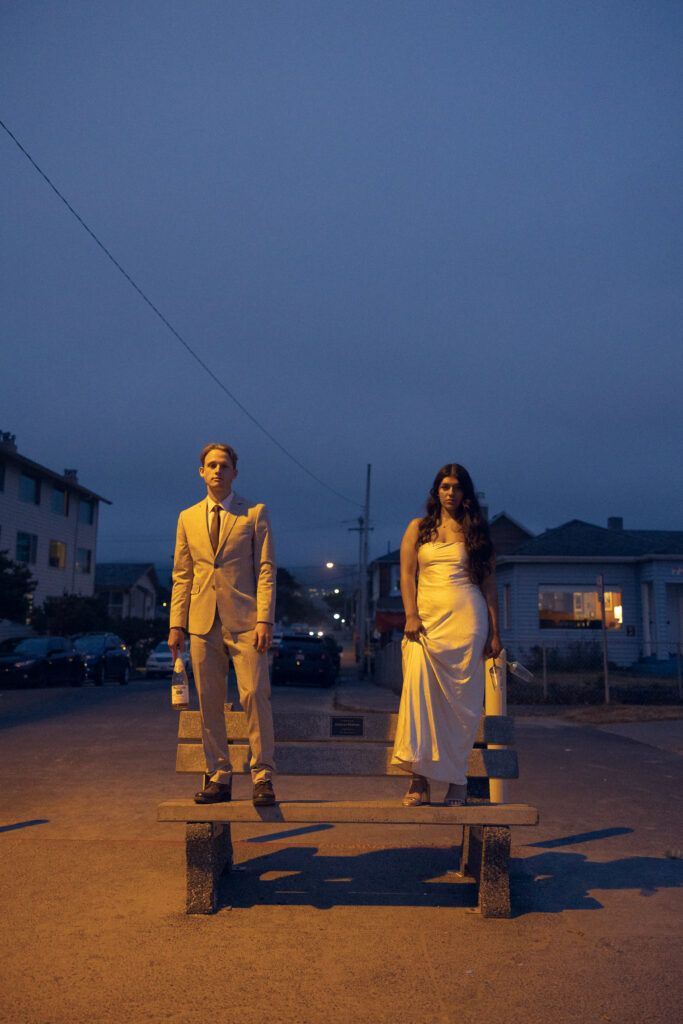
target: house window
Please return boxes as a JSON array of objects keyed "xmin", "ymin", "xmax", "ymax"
[
  {"xmin": 52, "ymin": 486, "xmax": 69, "ymax": 516},
  {"xmin": 538, "ymin": 586, "xmax": 623, "ymax": 630},
  {"xmin": 78, "ymin": 499, "xmax": 94, "ymax": 524},
  {"xmin": 49, "ymin": 540, "xmax": 67, "ymax": 569},
  {"xmin": 19, "ymin": 472, "xmax": 41, "ymax": 504},
  {"xmin": 109, "ymin": 591, "xmax": 124, "ymax": 617},
  {"xmin": 76, "ymin": 548, "xmax": 91, "ymax": 573},
  {"xmin": 16, "ymin": 531, "xmax": 38, "ymax": 564},
  {"xmin": 502, "ymin": 584, "xmax": 511, "ymax": 630}
]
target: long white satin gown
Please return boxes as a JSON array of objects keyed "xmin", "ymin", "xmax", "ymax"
[{"xmin": 391, "ymin": 541, "xmax": 488, "ymax": 784}]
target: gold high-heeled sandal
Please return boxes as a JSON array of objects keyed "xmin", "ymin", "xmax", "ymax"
[{"xmin": 402, "ymin": 775, "xmax": 431, "ymax": 807}]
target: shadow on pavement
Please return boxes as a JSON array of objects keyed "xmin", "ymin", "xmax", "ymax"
[
  {"xmin": 0, "ymin": 819, "xmax": 50, "ymax": 833},
  {"xmin": 511, "ymin": 848, "xmax": 683, "ymax": 913},
  {"xmin": 214, "ymin": 841, "xmax": 683, "ymax": 916},
  {"xmin": 221, "ymin": 845, "xmax": 479, "ymax": 911},
  {"xmin": 527, "ymin": 827, "xmax": 633, "ymax": 848}
]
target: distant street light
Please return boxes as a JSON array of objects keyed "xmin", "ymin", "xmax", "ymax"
[{"xmin": 325, "ymin": 561, "xmax": 335, "ymax": 569}]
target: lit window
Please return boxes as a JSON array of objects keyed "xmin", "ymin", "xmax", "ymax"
[
  {"xmin": 538, "ymin": 586, "xmax": 623, "ymax": 630},
  {"xmin": 49, "ymin": 541, "xmax": 67, "ymax": 569}
]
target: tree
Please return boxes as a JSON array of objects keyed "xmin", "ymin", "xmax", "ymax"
[
  {"xmin": 275, "ymin": 569, "xmax": 322, "ymax": 626},
  {"xmin": 32, "ymin": 594, "xmax": 110, "ymax": 636},
  {"xmin": 0, "ymin": 549, "xmax": 36, "ymax": 623}
]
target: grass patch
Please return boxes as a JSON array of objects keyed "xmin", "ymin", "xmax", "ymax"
[{"xmin": 508, "ymin": 671, "xmax": 682, "ymax": 708}]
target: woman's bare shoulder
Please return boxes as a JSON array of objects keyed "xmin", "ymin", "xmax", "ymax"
[{"xmin": 402, "ymin": 518, "xmax": 422, "ymax": 542}]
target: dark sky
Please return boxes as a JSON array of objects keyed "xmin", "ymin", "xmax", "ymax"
[{"xmin": 2, "ymin": 1, "xmax": 682, "ymax": 576}]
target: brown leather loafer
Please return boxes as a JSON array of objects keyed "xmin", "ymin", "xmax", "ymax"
[
  {"xmin": 194, "ymin": 781, "xmax": 232, "ymax": 804},
  {"xmin": 252, "ymin": 779, "xmax": 276, "ymax": 806}
]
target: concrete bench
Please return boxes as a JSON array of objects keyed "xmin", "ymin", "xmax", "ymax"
[{"xmin": 158, "ymin": 706, "xmax": 539, "ymax": 917}]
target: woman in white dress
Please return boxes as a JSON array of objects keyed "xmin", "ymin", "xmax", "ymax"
[{"xmin": 391, "ymin": 464, "xmax": 501, "ymax": 806}]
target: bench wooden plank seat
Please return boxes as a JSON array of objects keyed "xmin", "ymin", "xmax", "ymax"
[
  {"xmin": 158, "ymin": 707, "xmax": 539, "ymax": 917},
  {"xmin": 158, "ymin": 799, "xmax": 538, "ymax": 826}
]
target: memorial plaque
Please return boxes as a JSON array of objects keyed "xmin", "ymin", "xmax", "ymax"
[{"xmin": 330, "ymin": 715, "xmax": 364, "ymax": 737}]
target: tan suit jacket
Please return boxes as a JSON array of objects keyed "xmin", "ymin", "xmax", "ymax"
[{"xmin": 169, "ymin": 493, "xmax": 276, "ymax": 636}]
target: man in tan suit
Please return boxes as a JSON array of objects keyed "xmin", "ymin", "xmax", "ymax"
[{"xmin": 168, "ymin": 443, "xmax": 277, "ymax": 806}]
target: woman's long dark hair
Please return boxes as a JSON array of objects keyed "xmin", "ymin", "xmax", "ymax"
[{"xmin": 416, "ymin": 463, "xmax": 493, "ymax": 584}]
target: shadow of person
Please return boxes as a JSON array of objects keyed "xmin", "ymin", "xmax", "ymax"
[
  {"xmin": 219, "ymin": 844, "xmax": 478, "ymax": 911},
  {"xmin": 511, "ymin": 849, "xmax": 683, "ymax": 914},
  {"xmin": 216, "ymin": 841, "xmax": 683, "ymax": 916}
]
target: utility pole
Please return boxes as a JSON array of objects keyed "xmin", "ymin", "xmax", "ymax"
[
  {"xmin": 350, "ymin": 464, "xmax": 372, "ymax": 676},
  {"xmin": 359, "ymin": 464, "xmax": 371, "ymax": 675}
]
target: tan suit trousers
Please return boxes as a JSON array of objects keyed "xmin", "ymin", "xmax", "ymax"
[{"xmin": 190, "ymin": 613, "xmax": 275, "ymax": 785}]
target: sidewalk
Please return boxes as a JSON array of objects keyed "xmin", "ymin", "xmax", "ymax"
[{"xmin": 1, "ymin": 675, "xmax": 682, "ymax": 1024}]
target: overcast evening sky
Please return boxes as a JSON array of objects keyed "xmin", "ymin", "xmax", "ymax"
[{"xmin": 2, "ymin": 1, "xmax": 682, "ymax": 581}]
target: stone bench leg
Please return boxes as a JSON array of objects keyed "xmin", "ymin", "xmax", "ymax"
[
  {"xmin": 463, "ymin": 824, "xmax": 511, "ymax": 918},
  {"xmin": 186, "ymin": 822, "xmax": 233, "ymax": 914}
]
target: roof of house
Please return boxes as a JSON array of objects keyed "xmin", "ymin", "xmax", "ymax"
[
  {"xmin": 372, "ymin": 549, "xmax": 400, "ymax": 565},
  {"xmin": 95, "ymin": 563, "xmax": 160, "ymax": 588},
  {"xmin": 502, "ymin": 520, "xmax": 683, "ymax": 559},
  {"xmin": 0, "ymin": 434, "xmax": 111, "ymax": 504},
  {"xmin": 488, "ymin": 511, "xmax": 534, "ymax": 534}
]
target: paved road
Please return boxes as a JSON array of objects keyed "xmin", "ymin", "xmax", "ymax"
[{"xmin": 1, "ymin": 672, "xmax": 682, "ymax": 1024}]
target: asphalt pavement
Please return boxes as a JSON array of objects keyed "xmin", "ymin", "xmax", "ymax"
[{"xmin": 1, "ymin": 666, "xmax": 682, "ymax": 1024}]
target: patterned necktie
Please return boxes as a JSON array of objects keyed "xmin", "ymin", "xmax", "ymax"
[{"xmin": 210, "ymin": 503, "xmax": 221, "ymax": 553}]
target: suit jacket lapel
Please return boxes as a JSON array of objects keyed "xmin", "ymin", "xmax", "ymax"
[
  {"xmin": 190, "ymin": 500, "xmax": 215, "ymax": 560},
  {"xmin": 215, "ymin": 492, "xmax": 246, "ymax": 556}
]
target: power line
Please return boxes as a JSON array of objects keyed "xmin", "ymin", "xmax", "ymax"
[{"xmin": 0, "ymin": 117, "xmax": 361, "ymax": 508}]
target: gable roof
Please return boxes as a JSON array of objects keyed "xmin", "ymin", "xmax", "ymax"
[
  {"xmin": 0, "ymin": 437, "xmax": 111, "ymax": 504},
  {"xmin": 372, "ymin": 549, "xmax": 400, "ymax": 565},
  {"xmin": 95, "ymin": 563, "xmax": 160, "ymax": 588},
  {"xmin": 503, "ymin": 520, "xmax": 683, "ymax": 559}
]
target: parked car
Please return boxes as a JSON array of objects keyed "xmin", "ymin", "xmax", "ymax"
[
  {"xmin": 73, "ymin": 633, "xmax": 132, "ymax": 685},
  {"xmin": 271, "ymin": 634, "xmax": 339, "ymax": 687},
  {"xmin": 321, "ymin": 634, "xmax": 343, "ymax": 673},
  {"xmin": 0, "ymin": 636, "xmax": 84, "ymax": 688},
  {"xmin": 145, "ymin": 641, "xmax": 192, "ymax": 679}
]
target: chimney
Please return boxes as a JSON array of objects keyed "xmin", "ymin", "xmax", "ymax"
[
  {"xmin": 64, "ymin": 469, "xmax": 79, "ymax": 483},
  {"xmin": 0, "ymin": 431, "xmax": 17, "ymax": 453},
  {"xmin": 477, "ymin": 492, "xmax": 488, "ymax": 521},
  {"xmin": 607, "ymin": 517, "xmax": 623, "ymax": 531}
]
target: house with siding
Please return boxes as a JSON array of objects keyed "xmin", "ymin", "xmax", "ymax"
[
  {"xmin": 370, "ymin": 510, "xmax": 535, "ymax": 640},
  {"xmin": 0, "ymin": 431, "xmax": 110, "ymax": 614},
  {"xmin": 95, "ymin": 563, "xmax": 160, "ymax": 620},
  {"xmin": 497, "ymin": 518, "xmax": 683, "ymax": 668}
]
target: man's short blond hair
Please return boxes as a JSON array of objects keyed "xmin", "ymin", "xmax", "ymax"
[{"xmin": 200, "ymin": 443, "xmax": 238, "ymax": 468}]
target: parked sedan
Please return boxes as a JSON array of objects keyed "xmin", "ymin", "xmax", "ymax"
[
  {"xmin": 271, "ymin": 634, "xmax": 339, "ymax": 687},
  {"xmin": 0, "ymin": 636, "xmax": 84, "ymax": 688},
  {"xmin": 145, "ymin": 641, "xmax": 192, "ymax": 679},
  {"xmin": 73, "ymin": 633, "xmax": 132, "ymax": 685}
]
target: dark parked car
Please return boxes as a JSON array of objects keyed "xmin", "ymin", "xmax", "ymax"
[
  {"xmin": 271, "ymin": 634, "xmax": 340, "ymax": 687},
  {"xmin": 0, "ymin": 636, "xmax": 84, "ymax": 688},
  {"xmin": 321, "ymin": 634, "xmax": 342, "ymax": 673},
  {"xmin": 73, "ymin": 633, "xmax": 132, "ymax": 685}
]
